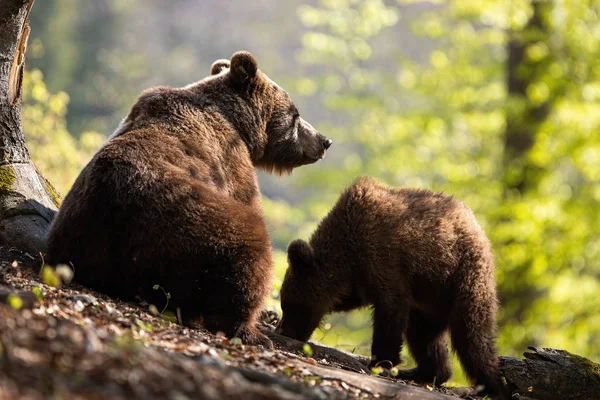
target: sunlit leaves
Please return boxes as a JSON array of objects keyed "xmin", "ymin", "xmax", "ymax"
[
  {"xmin": 297, "ymin": 0, "xmax": 399, "ymax": 69},
  {"xmin": 277, "ymin": 0, "xmax": 600, "ymax": 374},
  {"xmin": 22, "ymin": 69, "xmax": 105, "ymax": 195}
]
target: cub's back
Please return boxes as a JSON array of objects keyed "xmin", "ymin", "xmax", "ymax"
[
  {"xmin": 326, "ymin": 177, "xmax": 484, "ymax": 275},
  {"xmin": 342, "ymin": 176, "xmax": 465, "ymax": 238}
]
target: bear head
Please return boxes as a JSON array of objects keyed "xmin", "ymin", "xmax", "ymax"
[
  {"xmin": 209, "ymin": 51, "xmax": 332, "ymax": 174},
  {"xmin": 277, "ymin": 239, "xmax": 328, "ymax": 342}
]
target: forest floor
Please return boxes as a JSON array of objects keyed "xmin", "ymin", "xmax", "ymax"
[{"xmin": 0, "ymin": 246, "xmax": 483, "ymax": 400}]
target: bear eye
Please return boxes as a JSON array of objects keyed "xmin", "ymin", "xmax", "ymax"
[
  {"xmin": 289, "ymin": 104, "xmax": 300, "ymax": 119},
  {"xmin": 289, "ymin": 113, "xmax": 299, "ymax": 129},
  {"xmin": 291, "ymin": 116, "xmax": 299, "ymax": 138}
]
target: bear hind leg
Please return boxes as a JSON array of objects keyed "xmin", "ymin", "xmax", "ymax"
[
  {"xmin": 192, "ymin": 261, "xmax": 273, "ymax": 349},
  {"xmin": 397, "ymin": 308, "xmax": 451, "ymax": 385},
  {"xmin": 449, "ymin": 293, "xmax": 509, "ymax": 400}
]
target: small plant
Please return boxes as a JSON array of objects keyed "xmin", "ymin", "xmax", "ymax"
[
  {"xmin": 159, "ymin": 311, "xmax": 177, "ymax": 323},
  {"xmin": 230, "ymin": 337, "xmax": 243, "ymax": 345},
  {"xmin": 6, "ymin": 294, "xmax": 23, "ymax": 310},
  {"xmin": 152, "ymin": 284, "xmax": 171, "ymax": 313},
  {"xmin": 134, "ymin": 319, "xmax": 153, "ymax": 332},
  {"xmin": 40, "ymin": 265, "xmax": 60, "ymax": 287},
  {"xmin": 31, "ymin": 287, "xmax": 44, "ymax": 301},
  {"xmin": 303, "ymin": 343, "xmax": 313, "ymax": 357},
  {"xmin": 303, "ymin": 375, "xmax": 322, "ymax": 385},
  {"xmin": 39, "ymin": 264, "xmax": 73, "ymax": 288}
]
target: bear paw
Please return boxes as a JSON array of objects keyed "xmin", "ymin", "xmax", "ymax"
[
  {"xmin": 236, "ymin": 325, "xmax": 273, "ymax": 349},
  {"xmin": 393, "ymin": 367, "xmax": 451, "ymax": 386}
]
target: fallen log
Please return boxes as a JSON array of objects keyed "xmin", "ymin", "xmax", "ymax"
[
  {"xmin": 501, "ymin": 347, "xmax": 600, "ymax": 400},
  {"xmin": 267, "ymin": 331, "xmax": 462, "ymax": 399},
  {"xmin": 267, "ymin": 331, "xmax": 371, "ymax": 374}
]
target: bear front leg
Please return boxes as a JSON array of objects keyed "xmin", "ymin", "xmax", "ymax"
[{"xmin": 369, "ymin": 304, "xmax": 409, "ymax": 369}]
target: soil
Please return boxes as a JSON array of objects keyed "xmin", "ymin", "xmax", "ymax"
[{"xmin": 0, "ymin": 246, "xmax": 473, "ymax": 400}]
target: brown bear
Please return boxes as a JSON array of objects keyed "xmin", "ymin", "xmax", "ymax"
[
  {"xmin": 278, "ymin": 176, "xmax": 509, "ymax": 399},
  {"xmin": 46, "ymin": 51, "xmax": 332, "ymax": 348}
]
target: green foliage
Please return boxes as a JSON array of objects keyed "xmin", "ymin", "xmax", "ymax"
[
  {"xmin": 39, "ymin": 264, "xmax": 73, "ymax": 288},
  {"xmin": 302, "ymin": 343, "xmax": 314, "ymax": 357},
  {"xmin": 6, "ymin": 294, "xmax": 23, "ymax": 310},
  {"xmin": 21, "ymin": 69, "xmax": 104, "ymax": 195},
  {"xmin": 152, "ymin": 285, "xmax": 171, "ymax": 314},
  {"xmin": 31, "ymin": 287, "xmax": 44, "ymax": 301},
  {"xmin": 134, "ymin": 319, "xmax": 153, "ymax": 332},
  {"xmin": 40, "ymin": 265, "xmax": 61, "ymax": 288},
  {"xmin": 263, "ymin": 0, "xmax": 600, "ymax": 385},
  {"xmin": 27, "ymin": 0, "xmax": 145, "ymax": 136}
]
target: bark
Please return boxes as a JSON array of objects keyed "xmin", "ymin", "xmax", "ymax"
[
  {"xmin": 0, "ymin": 0, "xmax": 58, "ymax": 254},
  {"xmin": 501, "ymin": 347, "xmax": 600, "ymax": 400},
  {"xmin": 267, "ymin": 331, "xmax": 371, "ymax": 374}
]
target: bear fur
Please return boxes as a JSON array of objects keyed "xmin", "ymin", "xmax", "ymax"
[
  {"xmin": 278, "ymin": 176, "xmax": 509, "ymax": 399},
  {"xmin": 46, "ymin": 51, "xmax": 332, "ymax": 347}
]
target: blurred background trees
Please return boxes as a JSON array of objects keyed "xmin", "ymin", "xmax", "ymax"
[{"xmin": 23, "ymin": 0, "xmax": 599, "ymax": 384}]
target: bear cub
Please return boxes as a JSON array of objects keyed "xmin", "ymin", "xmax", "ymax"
[
  {"xmin": 278, "ymin": 176, "xmax": 509, "ymax": 399},
  {"xmin": 46, "ymin": 51, "xmax": 331, "ymax": 348}
]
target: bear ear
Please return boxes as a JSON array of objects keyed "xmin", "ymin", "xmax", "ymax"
[
  {"xmin": 228, "ymin": 51, "xmax": 258, "ymax": 86},
  {"xmin": 287, "ymin": 239, "xmax": 315, "ymax": 270},
  {"xmin": 210, "ymin": 59, "xmax": 230, "ymax": 76}
]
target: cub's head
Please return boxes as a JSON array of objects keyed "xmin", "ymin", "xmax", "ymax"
[
  {"xmin": 277, "ymin": 239, "xmax": 328, "ymax": 342},
  {"xmin": 209, "ymin": 51, "xmax": 332, "ymax": 174}
]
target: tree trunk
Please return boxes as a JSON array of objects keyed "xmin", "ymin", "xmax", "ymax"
[
  {"xmin": 504, "ymin": 0, "xmax": 551, "ymax": 195},
  {"xmin": 0, "ymin": 0, "xmax": 58, "ymax": 254},
  {"xmin": 499, "ymin": 0, "xmax": 553, "ymax": 336}
]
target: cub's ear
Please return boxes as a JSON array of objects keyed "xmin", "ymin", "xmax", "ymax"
[
  {"xmin": 210, "ymin": 59, "xmax": 230, "ymax": 75},
  {"xmin": 228, "ymin": 51, "xmax": 258, "ymax": 86},
  {"xmin": 287, "ymin": 239, "xmax": 314, "ymax": 269}
]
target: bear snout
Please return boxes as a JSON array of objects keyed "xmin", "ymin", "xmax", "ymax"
[{"xmin": 313, "ymin": 134, "xmax": 331, "ymax": 160}]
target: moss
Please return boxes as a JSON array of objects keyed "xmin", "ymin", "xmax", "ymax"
[
  {"xmin": 572, "ymin": 352, "xmax": 600, "ymax": 385},
  {"xmin": 0, "ymin": 165, "xmax": 16, "ymax": 194},
  {"xmin": 43, "ymin": 176, "xmax": 61, "ymax": 208}
]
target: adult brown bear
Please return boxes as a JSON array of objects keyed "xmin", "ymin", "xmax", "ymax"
[
  {"xmin": 46, "ymin": 51, "xmax": 331, "ymax": 347},
  {"xmin": 278, "ymin": 176, "xmax": 509, "ymax": 399}
]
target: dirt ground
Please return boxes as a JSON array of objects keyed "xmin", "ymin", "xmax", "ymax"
[{"xmin": 0, "ymin": 246, "xmax": 472, "ymax": 400}]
